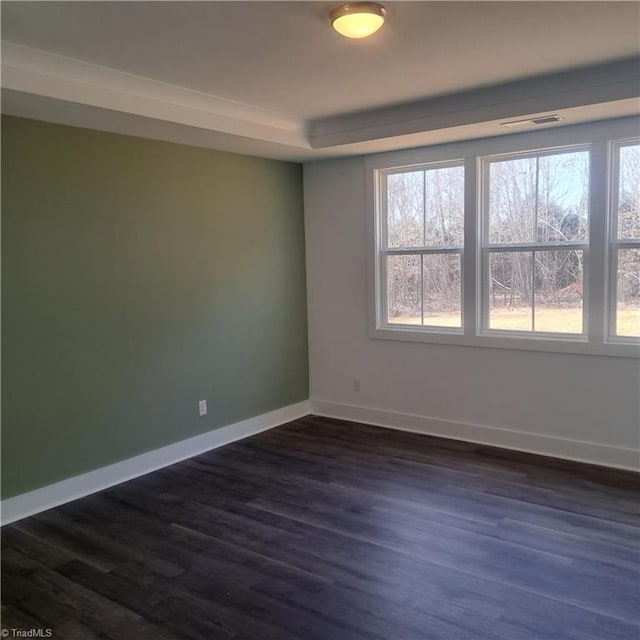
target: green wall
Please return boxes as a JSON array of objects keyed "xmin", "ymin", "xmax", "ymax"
[{"xmin": 1, "ymin": 115, "xmax": 309, "ymax": 499}]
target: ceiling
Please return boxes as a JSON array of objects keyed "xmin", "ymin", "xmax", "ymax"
[{"xmin": 2, "ymin": 1, "xmax": 639, "ymax": 161}]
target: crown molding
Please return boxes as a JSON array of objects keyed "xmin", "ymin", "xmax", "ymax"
[
  {"xmin": 2, "ymin": 42, "xmax": 638, "ymax": 161},
  {"xmin": 1, "ymin": 42, "xmax": 310, "ymax": 149},
  {"xmin": 309, "ymin": 57, "xmax": 640, "ymax": 148},
  {"xmin": 1, "ymin": 88, "xmax": 316, "ymax": 162}
]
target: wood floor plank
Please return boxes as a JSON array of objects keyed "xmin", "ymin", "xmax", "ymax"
[{"xmin": 2, "ymin": 416, "xmax": 639, "ymax": 640}]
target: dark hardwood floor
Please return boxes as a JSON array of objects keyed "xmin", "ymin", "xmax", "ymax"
[{"xmin": 2, "ymin": 415, "xmax": 639, "ymax": 640}]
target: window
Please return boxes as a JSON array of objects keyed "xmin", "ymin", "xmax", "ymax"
[
  {"xmin": 482, "ymin": 148, "xmax": 589, "ymax": 336},
  {"xmin": 368, "ymin": 119, "xmax": 639, "ymax": 357},
  {"xmin": 382, "ymin": 163, "xmax": 464, "ymax": 330},
  {"xmin": 610, "ymin": 140, "xmax": 640, "ymax": 339}
]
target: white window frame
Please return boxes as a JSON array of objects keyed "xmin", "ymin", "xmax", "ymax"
[
  {"xmin": 378, "ymin": 160, "xmax": 465, "ymax": 334},
  {"xmin": 607, "ymin": 137, "xmax": 640, "ymax": 344},
  {"xmin": 366, "ymin": 117, "xmax": 640, "ymax": 358},
  {"xmin": 478, "ymin": 145, "xmax": 591, "ymax": 341}
]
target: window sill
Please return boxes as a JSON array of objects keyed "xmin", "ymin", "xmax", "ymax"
[{"xmin": 370, "ymin": 325, "xmax": 640, "ymax": 357}]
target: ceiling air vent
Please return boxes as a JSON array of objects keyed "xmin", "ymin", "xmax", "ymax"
[{"xmin": 501, "ymin": 115, "xmax": 565, "ymax": 129}]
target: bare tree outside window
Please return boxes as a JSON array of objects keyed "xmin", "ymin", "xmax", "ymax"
[
  {"xmin": 384, "ymin": 164, "xmax": 464, "ymax": 328},
  {"xmin": 373, "ymin": 125, "xmax": 638, "ymax": 356},
  {"xmin": 613, "ymin": 142, "xmax": 640, "ymax": 337},
  {"xmin": 485, "ymin": 149, "xmax": 588, "ymax": 334}
]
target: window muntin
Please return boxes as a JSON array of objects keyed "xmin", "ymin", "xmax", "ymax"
[
  {"xmin": 482, "ymin": 147, "xmax": 590, "ymax": 337},
  {"xmin": 382, "ymin": 162, "xmax": 464, "ymax": 330},
  {"xmin": 610, "ymin": 140, "xmax": 640, "ymax": 339}
]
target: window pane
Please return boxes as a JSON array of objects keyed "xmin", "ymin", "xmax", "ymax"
[
  {"xmin": 489, "ymin": 157, "xmax": 536, "ymax": 243},
  {"xmin": 537, "ymin": 152, "xmax": 589, "ymax": 242},
  {"xmin": 424, "ymin": 165, "xmax": 464, "ymax": 247},
  {"xmin": 618, "ymin": 144, "xmax": 640, "ymax": 241},
  {"xmin": 386, "ymin": 171, "xmax": 424, "ymax": 248},
  {"xmin": 423, "ymin": 254, "xmax": 461, "ymax": 327},
  {"xmin": 489, "ymin": 252, "xmax": 532, "ymax": 331},
  {"xmin": 489, "ymin": 150, "xmax": 589, "ymax": 244},
  {"xmin": 387, "ymin": 255, "xmax": 421, "ymax": 324},
  {"xmin": 534, "ymin": 250, "xmax": 583, "ymax": 334},
  {"xmin": 616, "ymin": 248, "xmax": 640, "ymax": 337}
]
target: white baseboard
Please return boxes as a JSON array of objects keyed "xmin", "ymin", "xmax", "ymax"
[
  {"xmin": 310, "ymin": 400, "xmax": 640, "ymax": 472},
  {"xmin": 1, "ymin": 400, "xmax": 310, "ymax": 526},
  {"xmin": 3, "ymin": 398, "xmax": 636, "ymax": 526}
]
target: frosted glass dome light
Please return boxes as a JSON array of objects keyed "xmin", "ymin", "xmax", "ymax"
[{"xmin": 330, "ymin": 3, "xmax": 387, "ymax": 39}]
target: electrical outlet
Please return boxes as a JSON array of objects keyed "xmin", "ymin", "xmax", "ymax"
[
  {"xmin": 352, "ymin": 378, "xmax": 361, "ymax": 392},
  {"xmin": 198, "ymin": 400, "xmax": 207, "ymax": 416}
]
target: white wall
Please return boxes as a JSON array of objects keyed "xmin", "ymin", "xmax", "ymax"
[{"xmin": 303, "ymin": 141, "xmax": 640, "ymax": 469}]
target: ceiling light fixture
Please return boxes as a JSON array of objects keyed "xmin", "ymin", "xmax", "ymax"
[{"xmin": 330, "ymin": 3, "xmax": 387, "ymax": 39}]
